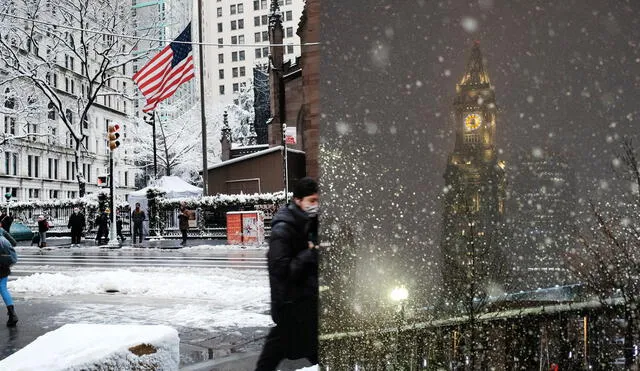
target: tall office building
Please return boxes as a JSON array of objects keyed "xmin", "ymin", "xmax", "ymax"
[{"xmin": 201, "ymin": 0, "xmax": 305, "ymax": 106}]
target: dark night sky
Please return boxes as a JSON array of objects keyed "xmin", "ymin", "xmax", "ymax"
[{"xmin": 320, "ymin": 0, "xmax": 640, "ymax": 305}]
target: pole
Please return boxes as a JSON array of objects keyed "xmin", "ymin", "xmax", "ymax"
[
  {"xmin": 152, "ymin": 112, "xmax": 158, "ymax": 179},
  {"xmin": 108, "ymin": 150, "xmax": 118, "ymax": 247},
  {"xmin": 197, "ymin": 0, "xmax": 208, "ymax": 195},
  {"xmin": 282, "ymin": 123, "xmax": 288, "ymax": 197}
]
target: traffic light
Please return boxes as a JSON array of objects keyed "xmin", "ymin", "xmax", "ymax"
[{"xmin": 107, "ymin": 124, "xmax": 121, "ymax": 150}]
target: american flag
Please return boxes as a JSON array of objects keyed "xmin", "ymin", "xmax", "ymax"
[{"xmin": 133, "ymin": 23, "xmax": 195, "ymax": 112}]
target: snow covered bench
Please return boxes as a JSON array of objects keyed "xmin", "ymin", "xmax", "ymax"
[{"xmin": 0, "ymin": 324, "xmax": 179, "ymax": 370}]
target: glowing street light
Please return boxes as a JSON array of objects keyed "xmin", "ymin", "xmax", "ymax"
[{"xmin": 390, "ymin": 286, "xmax": 409, "ymax": 302}]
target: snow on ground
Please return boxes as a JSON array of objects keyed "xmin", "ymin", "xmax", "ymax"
[
  {"xmin": 0, "ymin": 324, "xmax": 179, "ymax": 371},
  {"xmin": 15, "ymin": 243, "xmax": 267, "ymax": 250},
  {"xmin": 10, "ymin": 266, "xmax": 272, "ymax": 332},
  {"xmin": 295, "ymin": 366, "xmax": 319, "ymax": 371}
]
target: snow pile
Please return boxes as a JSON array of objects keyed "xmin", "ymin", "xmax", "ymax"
[
  {"xmin": 9, "ymin": 267, "xmax": 272, "ymax": 331},
  {"xmin": 11, "ymin": 267, "xmax": 268, "ymax": 304},
  {"xmin": 0, "ymin": 324, "xmax": 179, "ymax": 371},
  {"xmin": 294, "ymin": 366, "xmax": 319, "ymax": 371}
]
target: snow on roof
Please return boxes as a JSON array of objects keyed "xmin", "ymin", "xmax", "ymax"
[
  {"xmin": 129, "ymin": 176, "xmax": 202, "ymax": 197},
  {"xmin": 233, "ymin": 144, "xmax": 269, "ymax": 150},
  {"xmin": 206, "ymin": 145, "xmax": 305, "ymax": 171},
  {"xmin": 0, "ymin": 324, "xmax": 179, "ymax": 370}
]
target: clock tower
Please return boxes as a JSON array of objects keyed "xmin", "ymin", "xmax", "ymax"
[{"xmin": 440, "ymin": 42, "xmax": 507, "ymax": 305}]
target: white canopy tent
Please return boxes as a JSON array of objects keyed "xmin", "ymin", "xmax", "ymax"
[{"xmin": 127, "ymin": 176, "xmax": 203, "ymax": 236}]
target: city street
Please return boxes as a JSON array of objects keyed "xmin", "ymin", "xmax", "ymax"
[{"xmin": 1, "ymin": 240, "xmax": 313, "ymax": 370}]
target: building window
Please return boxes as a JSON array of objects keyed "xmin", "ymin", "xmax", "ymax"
[
  {"xmin": 286, "ymin": 27, "xmax": 293, "ymax": 38},
  {"xmin": 48, "ymin": 102, "xmax": 56, "ymax": 120},
  {"xmin": 217, "ymin": 7, "xmax": 222, "ymax": 17},
  {"xmin": 4, "ymin": 117, "xmax": 16, "ymax": 135},
  {"xmin": 49, "ymin": 190, "xmax": 59, "ymax": 199},
  {"xmin": 230, "ymin": 4, "xmax": 236, "ymax": 14},
  {"xmin": 262, "ymin": 47, "xmax": 268, "ymax": 57},
  {"xmin": 238, "ymin": 19, "xmax": 244, "ymax": 29},
  {"xmin": 231, "ymin": 36, "xmax": 237, "ymax": 45},
  {"xmin": 219, "ymin": 85, "xmax": 225, "ymax": 95},
  {"xmin": 255, "ymin": 48, "xmax": 261, "ymax": 59},
  {"xmin": 285, "ymin": 0, "xmax": 291, "ymax": 5},
  {"xmin": 286, "ymin": 10, "xmax": 292, "ymax": 21},
  {"xmin": 217, "ymin": 23, "xmax": 223, "ymax": 32},
  {"xmin": 125, "ymin": 172, "xmax": 128, "ymax": 187},
  {"xmin": 254, "ymin": 32, "xmax": 260, "ymax": 43},
  {"xmin": 4, "ymin": 88, "xmax": 14, "ymax": 109},
  {"xmin": 232, "ymin": 67, "xmax": 238, "ymax": 78},
  {"xmin": 233, "ymin": 83, "xmax": 239, "ymax": 93},
  {"xmin": 240, "ymin": 66, "xmax": 246, "ymax": 77},
  {"xmin": 65, "ymin": 109, "xmax": 73, "ymax": 124},
  {"xmin": 231, "ymin": 20, "xmax": 236, "ymax": 30},
  {"xmin": 232, "ymin": 51, "xmax": 238, "ymax": 62},
  {"xmin": 254, "ymin": 16, "xmax": 260, "ymax": 27},
  {"xmin": 238, "ymin": 35, "xmax": 244, "ymax": 44},
  {"xmin": 219, "ymin": 69, "xmax": 224, "ymax": 79},
  {"xmin": 218, "ymin": 53, "xmax": 224, "ymax": 63},
  {"xmin": 218, "ymin": 38, "xmax": 223, "ymax": 48},
  {"xmin": 4, "ymin": 152, "xmax": 17, "ymax": 176},
  {"xmin": 5, "ymin": 188, "xmax": 17, "ymax": 199},
  {"xmin": 261, "ymin": 0, "xmax": 267, "ymax": 9},
  {"xmin": 262, "ymin": 15, "xmax": 268, "ymax": 25},
  {"xmin": 253, "ymin": 0, "xmax": 259, "ymax": 10},
  {"xmin": 237, "ymin": 3, "xmax": 243, "ymax": 13},
  {"xmin": 287, "ymin": 45, "xmax": 294, "ymax": 54},
  {"xmin": 262, "ymin": 31, "xmax": 268, "ymax": 41},
  {"xmin": 29, "ymin": 189, "xmax": 39, "ymax": 199},
  {"xmin": 239, "ymin": 50, "xmax": 245, "ymax": 61},
  {"xmin": 48, "ymin": 158, "xmax": 58, "ymax": 179}
]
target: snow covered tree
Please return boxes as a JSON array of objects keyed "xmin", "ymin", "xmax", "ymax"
[
  {"xmin": 227, "ymin": 79, "xmax": 255, "ymax": 145},
  {"xmin": 0, "ymin": 0, "xmax": 142, "ymax": 195},
  {"xmin": 568, "ymin": 139, "xmax": 640, "ymax": 369},
  {"xmin": 0, "ymin": 81, "xmax": 51, "ymax": 147}
]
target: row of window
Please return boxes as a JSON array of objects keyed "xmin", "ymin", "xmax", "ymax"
[
  {"xmin": 252, "ymin": 0, "xmax": 292, "ymax": 11},
  {"xmin": 218, "ymin": 66, "xmax": 248, "ymax": 79},
  {"xmin": 217, "ymin": 3, "xmax": 245, "ymax": 17},
  {"xmin": 5, "ymin": 187, "xmax": 78, "ymax": 201},
  {"xmin": 253, "ymin": 11, "xmax": 294, "ymax": 28},
  {"xmin": 3, "ymin": 154, "xmax": 130, "ymax": 187},
  {"xmin": 218, "ymin": 82, "xmax": 247, "ymax": 95}
]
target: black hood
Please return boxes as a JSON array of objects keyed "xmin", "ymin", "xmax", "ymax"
[{"xmin": 271, "ymin": 203, "xmax": 309, "ymax": 231}]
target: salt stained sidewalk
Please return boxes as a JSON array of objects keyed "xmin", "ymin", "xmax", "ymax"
[{"xmin": 0, "ymin": 324, "xmax": 179, "ymax": 370}]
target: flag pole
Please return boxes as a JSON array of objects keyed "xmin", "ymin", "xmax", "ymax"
[
  {"xmin": 196, "ymin": 0, "xmax": 208, "ymax": 195},
  {"xmin": 152, "ymin": 111, "xmax": 158, "ymax": 179}
]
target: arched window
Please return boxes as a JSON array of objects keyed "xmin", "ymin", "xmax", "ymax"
[
  {"xmin": 4, "ymin": 88, "xmax": 14, "ymax": 109},
  {"xmin": 48, "ymin": 102, "xmax": 56, "ymax": 120}
]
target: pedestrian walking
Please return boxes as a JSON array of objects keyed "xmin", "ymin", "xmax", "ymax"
[
  {"xmin": 37, "ymin": 215, "xmax": 49, "ymax": 248},
  {"xmin": 0, "ymin": 233, "xmax": 18, "ymax": 327},
  {"xmin": 178, "ymin": 207, "xmax": 190, "ymax": 246},
  {"xmin": 255, "ymin": 177, "xmax": 320, "ymax": 371},
  {"xmin": 67, "ymin": 207, "xmax": 86, "ymax": 246},
  {"xmin": 116, "ymin": 216, "xmax": 126, "ymax": 242},
  {"xmin": 131, "ymin": 203, "xmax": 146, "ymax": 245},
  {"xmin": 95, "ymin": 211, "xmax": 110, "ymax": 245},
  {"xmin": 1, "ymin": 213, "xmax": 14, "ymax": 233}
]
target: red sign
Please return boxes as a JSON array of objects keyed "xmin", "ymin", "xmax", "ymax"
[{"xmin": 226, "ymin": 213, "xmax": 243, "ymax": 245}]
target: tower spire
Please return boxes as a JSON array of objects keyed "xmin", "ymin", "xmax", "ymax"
[
  {"xmin": 269, "ymin": 0, "xmax": 282, "ymax": 27},
  {"xmin": 459, "ymin": 42, "xmax": 491, "ymax": 88}
]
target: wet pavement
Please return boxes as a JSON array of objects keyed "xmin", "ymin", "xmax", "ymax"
[
  {"xmin": 1, "ymin": 239, "xmax": 312, "ymax": 370},
  {"xmin": 0, "ymin": 297, "xmax": 312, "ymax": 370}
]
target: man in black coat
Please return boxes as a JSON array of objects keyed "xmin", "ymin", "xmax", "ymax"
[
  {"xmin": 255, "ymin": 177, "xmax": 320, "ymax": 371},
  {"xmin": 67, "ymin": 207, "xmax": 86, "ymax": 246}
]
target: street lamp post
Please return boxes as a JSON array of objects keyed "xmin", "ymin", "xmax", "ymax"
[{"xmin": 390, "ymin": 286, "xmax": 409, "ymax": 369}]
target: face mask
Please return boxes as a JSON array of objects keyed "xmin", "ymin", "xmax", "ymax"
[{"xmin": 304, "ymin": 204, "xmax": 319, "ymax": 218}]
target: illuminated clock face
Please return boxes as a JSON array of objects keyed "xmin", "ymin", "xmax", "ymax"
[{"xmin": 464, "ymin": 113, "xmax": 482, "ymax": 131}]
